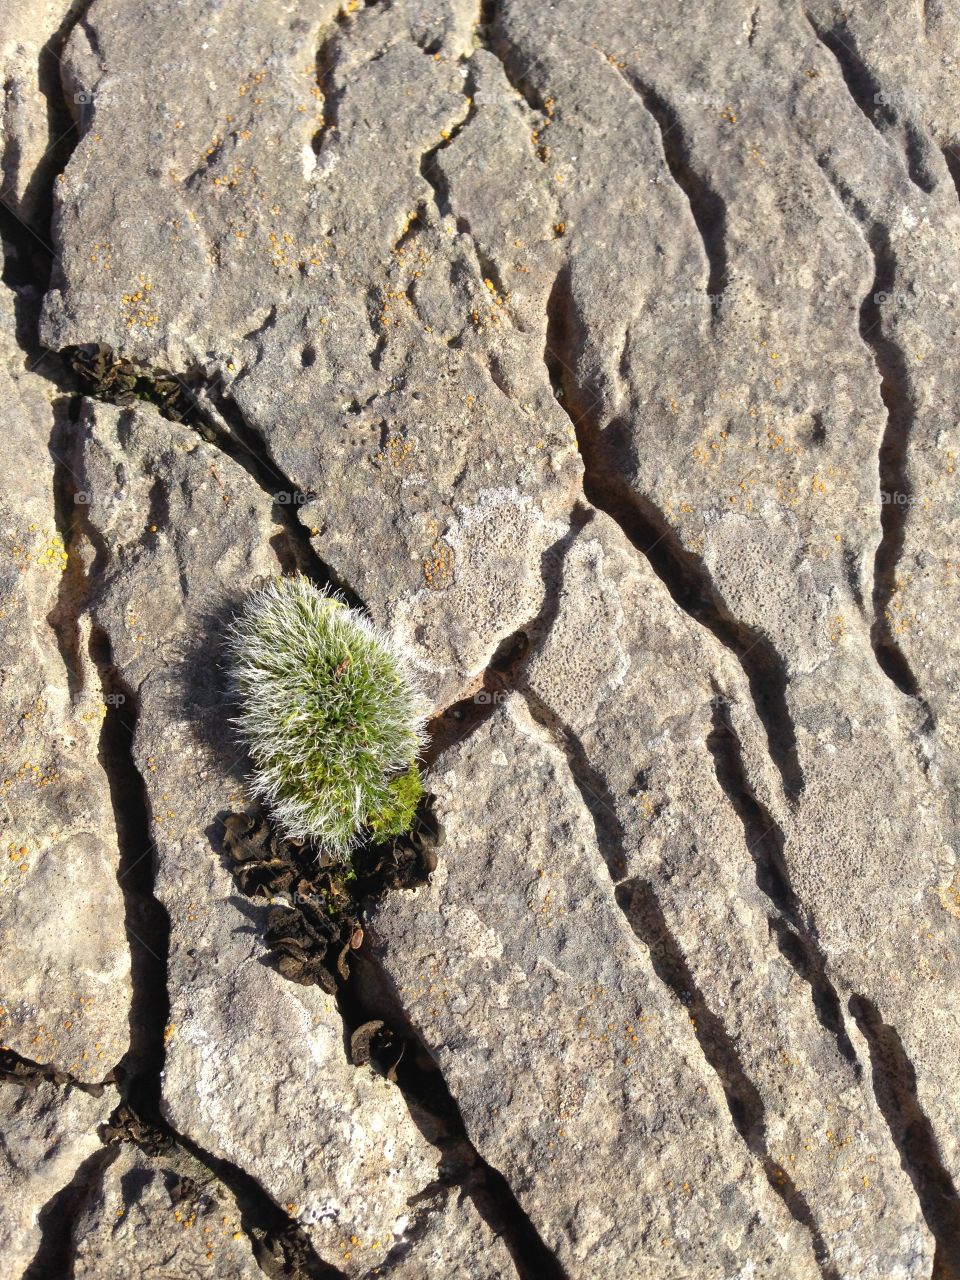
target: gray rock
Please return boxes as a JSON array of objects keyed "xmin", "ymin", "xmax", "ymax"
[
  {"xmin": 74, "ymin": 398, "xmax": 441, "ymax": 1273},
  {"xmin": 0, "ymin": 1078, "xmax": 114, "ymax": 1275},
  {"xmin": 0, "ymin": 292, "xmax": 130, "ymax": 1081},
  {"xmin": 1, "ymin": 0, "xmax": 957, "ymax": 1274},
  {"xmin": 369, "ymin": 694, "xmax": 821, "ymax": 1278},
  {"xmin": 376, "ymin": 1190, "xmax": 516, "ymax": 1279},
  {"xmin": 72, "ymin": 1143, "xmax": 262, "ymax": 1280},
  {"xmin": 0, "ymin": 0, "xmax": 70, "ymax": 231},
  {"xmin": 522, "ymin": 511, "xmax": 933, "ymax": 1278}
]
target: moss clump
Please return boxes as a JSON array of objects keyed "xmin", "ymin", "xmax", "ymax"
[{"xmin": 227, "ymin": 575, "xmax": 428, "ymax": 858}]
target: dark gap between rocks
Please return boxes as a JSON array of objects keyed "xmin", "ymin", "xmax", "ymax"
[
  {"xmin": 515, "ymin": 686, "xmax": 835, "ymax": 1276},
  {"xmin": 614, "ymin": 70, "xmax": 729, "ymax": 310},
  {"xmin": 424, "ymin": 511, "xmax": 586, "ymax": 765},
  {"xmin": 849, "ymin": 996, "xmax": 960, "ymax": 1278},
  {"xmin": 99, "ymin": 1103, "xmax": 347, "ymax": 1280},
  {"xmin": 544, "ymin": 265, "xmax": 805, "ymax": 803},
  {"xmin": 706, "ymin": 695, "xmax": 859, "ymax": 1070},
  {"xmin": 855, "ymin": 227, "xmax": 933, "ymax": 718},
  {"xmin": 64, "ymin": 341, "xmax": 359, "ymax": 604},
  {"xmin": 616, "ymin": 879, "xmax": 840, "ymax": 1280},
  {"xmin": 0, "ymin": 1045, "xmax": 108, "ymax": 1095},
  {"xmin": 21, "ymin": 1145, "xmax": 119, "ymax": 1280},
  {"xmin": 87, "ymin": 625, "xmax": 170, "ymax": 1121},
  {"xmin": 216, "ymin": 803, "xmax": 569, "ymax": 1280},
  {"xmin": 804, "ymin": 15, "xmax": 935, "ymax": 193},
  {"xmin": 812, "ymin": 161, "xmax": 934, "ymax": 724}
]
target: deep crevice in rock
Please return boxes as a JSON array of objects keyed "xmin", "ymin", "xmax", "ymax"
[
  {"xmin": 706, "ymin": 695, "xmax": 859, "ymax": 1070},
  {"xmin": 65, "ymin": 343, "xmax": 359, "ymax": 605},
  {"xmin": 418, "ymin": 77, "xmax": 476, "ymax": 224},
  {"xmin": 100, "ymin": 1102, "xmax": 348, "ymax": 1280},
  {"xmin": 616, "ymin": 879, "xmax": 840, "ymax": 1280},
  {"xmin": 544, "ymin": 264, "xmax": 805, "ymax": 803},
  {"xmin": 611, "ymin": 68, "xmax": 729, "ymax": 310},
  {"xmin": 849, "ymin": 995, "xmax": 960, "ymax": 1277},
  {"xmin": 812, "ymin": 169, "xmax": 934, "ymax": 724},
  {"xmin": 310, "ymin": 0, "xmax": 392, "ymax": 166},
  {"xmin": 351, "ymin": 952, "xmax": 570, "ymax": 1280},
  {"xmin": 941, "ymin": 143, "xmax": 960, "ymax": 208},
  {"xmin": 805, "ymin": 15, "xmax": 935, "ymax": 193},
  {"xmin": 424, "ymin": 512, "xmax": 587, "ymax": 763},
  {"xmin": 513, "ymin": 686, "xmax": 834, "ymax": 1276},
  {"xmin": 46, "ymin": 393, "xmax": 88, "ymax": 699},
  {"xmin": 21, "ymin": 1145, "xmax": 119, "ymax": 1280},
  {"xmin": 0, "ymin": 1046, "xmax": 110, "ymax": 1096},
  {"xmin": 87, "ymin": 625, "xmax": 171, "ymax": 1121},
  {"xmin": 215, "ymin": 804, "xmax": 568, "ymax": 1280}
]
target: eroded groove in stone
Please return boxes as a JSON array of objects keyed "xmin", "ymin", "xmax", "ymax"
[
  {"xmin": 804, "ymin": 13, "xmax": 935, "ymax": 193},
  {"xmin": 424, "ymin": 514, "xmax": 587, "ymax": 761},
  {"xmin": 0, "ymin": 1047, "xmax": 109, "ymax": 1096},
  {"xmin": 86, "ymin": 625, "xmax": 171, "ymax": 1117},
  {"xmin": 514, "ymin": 685, "xmax": 834, "ymax": 1272},
  {"xmin": 543, "ymin": 265, "xmax": 805, "ymax": 803},
  {"xmin": 616, "ymin": 880, "xmax": 841, "ymax": 1280},
  {"xmin": 20, "ymin": 1145, "xmax": 118, "ymax": 1280},
  {"xmin": 849, "ymin": 996, "xmax": 960, "ymax": 1276},
  {"xmin": 706, "ymin": 695, "xmax": 859, "ymax": 1070},
  {"xmin": 65, "ymin": 347, "xmax": 358, "ymax": 603},
  {"xmin": 610, "ymin": 68, "xmax": 729, "ymax": 310},
  {"xmin": 99, "ymin": 1103, "xmax": 347, "ymax": 1280},
  {"xmin": 347, "ymin": 957, "xmax": 570, "ymax": 1280},
  {"xmin": 812, "ymin": 167, "xmax": 934, "ymax": 723}
]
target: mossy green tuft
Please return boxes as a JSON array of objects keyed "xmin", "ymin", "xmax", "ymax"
[{"xmin": 227, "ymin": 575, "xmax": 428, "ymax": 858}]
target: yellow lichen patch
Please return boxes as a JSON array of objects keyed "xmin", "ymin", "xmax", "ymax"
[
  {"xmin": 88, "ymin": 240, "xmax": 114, "ymax": 268},
  {"xmin": 691, "ymin": 430, "xmax": 729, "ymax": 465},
  {"xmin": 121, "ymin": 274, "xmax": 159, "ymax": 332},
  {"xmin": 765, "ymin": 428, "xmax": 802, "ymax": 459},
  {"xmin": 1, "ymin": 840, "xmax": 32, "ymax": 886},
  {"xmin": 483, "ymin": 277, "xmax": 510, "ymax": 308},
  {"xmin": 34, "ymin": 531, "xmax": 68, "ymax": 572},
  {"xmin": 422, "ymin": 538, "xmax": 454, "ymax": 590},
  {"xmin": 884, "ymin": 575, "xmax": 917, "ymax": 637},
  {"xmin": 828, "ymin": 613, "xmax": 846, "ymax": 645},
  {"xmin": 374, "ymin": 434, "xmax": 416, "ymax": 473},
  {"xmin": 6, "ymin": 759, "xmax": 60, "ymax": 790},
  {"xmin": 937, "ymin": 875, "xmax": 960, "ymax": 919}
]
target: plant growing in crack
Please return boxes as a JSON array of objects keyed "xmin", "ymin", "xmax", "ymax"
[{"xmin": 227, "ymin": 575, "xmax": 428, "ymax": 858}]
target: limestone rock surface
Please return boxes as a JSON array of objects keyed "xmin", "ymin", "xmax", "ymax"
[{"xmin": 1, "ymin": 0, "xmax": 959, "ymax": 1277}]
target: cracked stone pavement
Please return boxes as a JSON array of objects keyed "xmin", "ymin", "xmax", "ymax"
[{"xmin": 1, "ymin": 0, "xmax": 959, "ymax": 1277}]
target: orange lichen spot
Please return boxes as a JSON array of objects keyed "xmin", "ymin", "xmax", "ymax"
[{"xmin": 422, "ymin": 538, "xmax": 454, "ymax": 590}]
